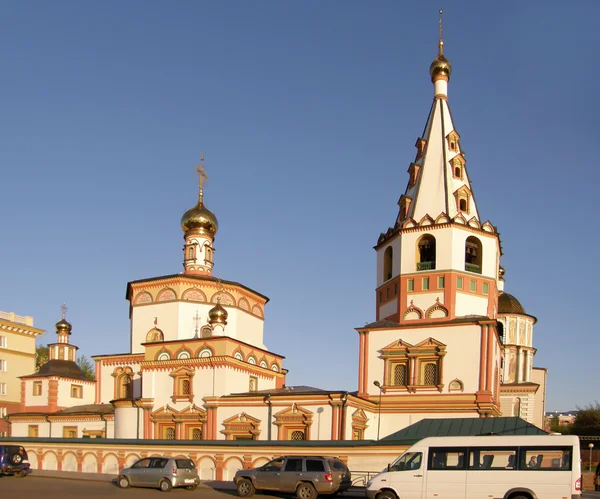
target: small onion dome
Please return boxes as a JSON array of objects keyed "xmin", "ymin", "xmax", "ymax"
[
  {"xmin": 55, "ymin": 317, "xmax": 72, "ymax": 334},
  {"xmin": 430, "ymin": 47, "xmax": 452, "ymax": 81},
  {"xmin": 498, "ymin": 292, "xmax": 526, "ymax": 315},
  {"xmin": 181, "ymin": 201, "xmax": 218, "ymax": 235},
  {"xmin": 208, "ymin": 301, "xmax": 228, "ymax": 326},
  {"xmin": 146, "ymin": 327, "xmax": 164, "ymax": 343}
]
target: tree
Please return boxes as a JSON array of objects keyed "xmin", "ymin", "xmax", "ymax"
[
  {"xmin": 35, "ymin": 345, "xmax": 49, "ymax": 371},
  {"xmin": 571, "ymin": 402, "xmax": 600, "ymax": 436},
  {"xmin": 550, "ymin": 417, "xmax": 572, "ymax": 435},
  {"xmin": 77, "ymin": 355, "xmax": 95, "ymax": 380}
]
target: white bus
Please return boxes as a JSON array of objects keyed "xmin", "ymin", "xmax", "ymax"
[{"xmin": 365, "ymin": 434, "xmax": 581, "ymax": 499}]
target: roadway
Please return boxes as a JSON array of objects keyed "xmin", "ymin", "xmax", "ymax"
[{"xmin": 2, "ymin": 473, "xmax": 599, "ymax": 499}]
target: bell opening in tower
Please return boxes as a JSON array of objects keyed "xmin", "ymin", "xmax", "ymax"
[
  {"xmin": 417, "ymin": 234, "xmax": 436, "ymax": 271},
  {"xmin": 465, "ymin": 236, "xmax": 482, "ymax": 274}
]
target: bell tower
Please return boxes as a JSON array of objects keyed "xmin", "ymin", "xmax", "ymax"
[{"xmin": 374, "ymin": 16, "xmax": 501, "ymax": 325}]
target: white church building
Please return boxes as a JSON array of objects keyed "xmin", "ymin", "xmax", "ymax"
[{"xmin": 7, "ymin": 29, "xmax": 546, "ymax": 441}]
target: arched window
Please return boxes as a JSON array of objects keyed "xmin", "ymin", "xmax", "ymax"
[
  {"xmin": 165, "ymin": 427, "xmax": 176, "ymax": 440},
  {"xmin": 459, "ymin": 199, "xmax": 467, "ymax": 211},
  {"xmin": 383, "ymin": 246, "xmax": 393, "ymax": 281},
  {"xmin": 393, "ymin": 364, "xmax": 407, "ymax": 385},
  {"xmin": 118, "ymin": 375, "xmax": 133, "ymax": 399},
  {"xmin": 423, "ymin": 363, "xmax": 438, "ymax": 385},
  {"xmin": 455, "ymin": 166, "xmax": 461, "ymax": 178},
  {"xmin": 497, "ymin": 322, "xmax": 505, "ymax": 343},
  {"xmin": 192, "ymin": 428, "xmax": 202, "ymax": 440},
  {"xmin": 513, "ymin": 397, "xmax": 521, "ymax": 417},
  {"xmin": 187, "ymin": 246, "xmax": 195, "ymax": 260},
  {"xmin": 417, "ymin": 235, "xmax": 436, "ymax": 271},
  {"xmin": 465, "ymin": 236, "xmax": 483, "ymax": 273}
]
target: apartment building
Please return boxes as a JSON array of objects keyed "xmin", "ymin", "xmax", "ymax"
[{"xmin": 0, "ymin": 311, "xmax": 45, "ymax": 436}]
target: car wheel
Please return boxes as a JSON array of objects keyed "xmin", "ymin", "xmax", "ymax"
[
  {"xmin": 236, "ymin": 478, "xmax": 255, "ymax": 497},
  {"xmin": 10, "ymin": 454, "xmax": 23, "ymax": 465},
  {"xmin": 376, "ymin": 491, "xmax": 397, "ymax": 499},
  {"xmin": 159, "ymin": 479, "xmax": 173, "ymax": 492},
  {"xmin": 186, "ymin": 484, "xmax": 198, "ymax": 491},
  {"xmin": 296, "ymin": 483, "xmax": 317, "ymax": 499},
  {"xmin": 118, "ymin": 476, "xmax": 130, "ymax": 489}
]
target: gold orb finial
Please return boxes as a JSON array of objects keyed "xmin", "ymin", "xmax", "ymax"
[{"xmin": 430, "ymin": 9, "xmax": 452, "ymax": 82}]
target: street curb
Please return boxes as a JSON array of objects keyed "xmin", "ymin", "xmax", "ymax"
[{"xmin": 30, "ymin": 470, "xmax": 117, "ymax": 483}]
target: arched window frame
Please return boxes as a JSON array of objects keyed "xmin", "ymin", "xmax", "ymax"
[
  {"xmin": 170, "ymin": 367, "xmax": 195, "ymax": 403},
  {"xmin": 383, "ymin": 246, "xmax": 393, "ymax": 282},
  {"xmin": 465, "ymin": 236, "xmax": 483, "ymax": 274},
  {"xmin": 416, "ymin": 234, "xmax": 436, "ymax": 271}
]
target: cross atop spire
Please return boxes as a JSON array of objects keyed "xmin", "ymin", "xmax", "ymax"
[
  {"xmin": 61, "ymin": 303, "xmax": 67, "ymax": 320},
  {"xmin": 195, "ymin": 152, "xmax": 208, "ymax": 203},
  {"xmin": 438, "ymin": 9, "xmax": 444, "ymax": 55}
]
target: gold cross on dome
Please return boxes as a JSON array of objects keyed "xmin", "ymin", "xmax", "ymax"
[
  {"xmin": 61, "ymin": 303, "xmax": 67, "ymax": 319},
  {"xmin": 195, "ymin": 152, "xmax": 208, "ymax": 201}
]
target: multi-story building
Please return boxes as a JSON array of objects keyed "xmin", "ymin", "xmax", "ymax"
[{"xmin": 0, "ymin": 311, "xmax": 45, "ymax": 436}]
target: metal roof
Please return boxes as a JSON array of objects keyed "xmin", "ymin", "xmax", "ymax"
[{"xmin": 380, "ymin": 417, "xmax": 547, "ymax": 445}]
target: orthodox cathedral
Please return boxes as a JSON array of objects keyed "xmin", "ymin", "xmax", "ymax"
[{"xmin": 8, "ymin": 29, "xmax": 546, "ymax": 441}]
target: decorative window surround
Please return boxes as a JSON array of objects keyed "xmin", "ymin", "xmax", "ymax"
[{"xmin": 381, "ymin": 337, "xmax": 447, "ymax": 392}]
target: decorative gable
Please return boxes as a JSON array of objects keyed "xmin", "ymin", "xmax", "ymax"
[{"xmin": 446, "ymin": 130, "xmax": 460, "ymax": 152}]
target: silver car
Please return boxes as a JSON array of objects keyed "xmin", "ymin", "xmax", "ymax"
[{"xmin": 118, "ymin": 456, "xmax": 200, "ymax": 492}]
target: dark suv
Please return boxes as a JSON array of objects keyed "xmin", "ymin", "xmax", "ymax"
[
  {"xmin": 234, "ymin": 456, "xmax": 351, "ymax": 499},
  {"xmin": 0, "ymin": 445, "xmax": 30, "ymax": 477}
]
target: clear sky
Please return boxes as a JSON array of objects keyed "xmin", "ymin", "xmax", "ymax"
[{"xmin": 1, "ymin": 1, "xmax": 597, "ymax": 412}]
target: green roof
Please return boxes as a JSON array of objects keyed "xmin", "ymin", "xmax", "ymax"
[{"xmin": 380, "ymin": 417, "xmax": 547, "ymax": 445}]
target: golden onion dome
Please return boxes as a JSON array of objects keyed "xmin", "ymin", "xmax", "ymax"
[
  {"xmin": 55, "ymin": 318, "xmax": 72, "ymax": 334},
  {"xmin": 181, "ymin": 200, "xmax": 218, "ymax": 235},
  {"xmin": 429, "ymin": 49, "xmax": 452, "ymax": 82},
  {"xmin": 208, "ymin": 300, "xmax": 228, "ymax": 326}
]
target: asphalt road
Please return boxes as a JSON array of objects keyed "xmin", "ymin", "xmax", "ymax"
[{"xmin": 2, "ymin": 475, "xmax": 600, "ymax": 499}]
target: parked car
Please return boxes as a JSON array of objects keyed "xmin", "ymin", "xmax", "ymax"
[
  {"xmin": 0, "ymin": 444, "xmax": 31, "ymax": 477},
  {"xmin": 118, "ymin": 456, "xmax": 200, "ymax": 492},
  {"xmin": 234, "ymin": 455, "xmax": 351, "ymax": 499}
]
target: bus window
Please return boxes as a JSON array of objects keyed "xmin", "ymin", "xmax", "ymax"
[
  {"xmin": 519, "ymin": 447, "xmax": 572, "ymax": 471},
  {"xmin": 468, "ymin": 448, "xmax": 517, "ymax": 470},
  {"xmin": 428, "ymin": 448, "xmax": 467, "ymax": 470}
]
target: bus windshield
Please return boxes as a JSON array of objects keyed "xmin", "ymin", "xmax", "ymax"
[{"xmin": 389, "ymin": 452, "xmax": 422, "ymax": 471}]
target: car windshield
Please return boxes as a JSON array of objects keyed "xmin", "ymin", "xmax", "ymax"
[{"xmin": 262, "ymin": 458, "xmax": 284, "ymax": 471}]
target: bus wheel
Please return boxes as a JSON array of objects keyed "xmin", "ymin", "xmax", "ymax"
[{"xmin": 376, "ymin": 491, "xmax": 397, "ymax": 499}]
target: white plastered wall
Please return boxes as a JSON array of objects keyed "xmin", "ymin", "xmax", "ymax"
[
  {"xmin": 143, "ymin": 365, "xmax": 277, "ymax": 409},
  {"xmin": 376, "ymin": 237, "xmax": 402, "ymax": 288},
  {"xmin": 57, "ymin": 379, "xmax": 95, "ymax": 407},
  {"xmin": 399, "ymin": 227, "xmax": 498, "ymax": 280},
  {"xmin": 131, "ymin": 301, "xmax": 266, "ymax": 353},
  {"xmin": 366, "ymin": 324, "xmax": 482, "ymax": 396},
  {"xmin": 98, "ymin": 361, "xmax": 141, "ymax": 404},
  {"xmin": 23, "ymin": 378, "xmax": 48, "ymax": 407}
]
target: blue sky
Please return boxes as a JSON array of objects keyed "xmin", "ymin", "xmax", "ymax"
[{"xmin": 1, "ymin": 1, "xmax": 597, "ymax": 412}]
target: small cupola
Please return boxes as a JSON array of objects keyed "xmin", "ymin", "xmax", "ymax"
[
  {"xmin": 55, "ymin": 304, "xmax": 72, "ymax": 343},
  {"xmin": 208, "ymin": 298, "xmax": 228, "ymax": 326}
]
